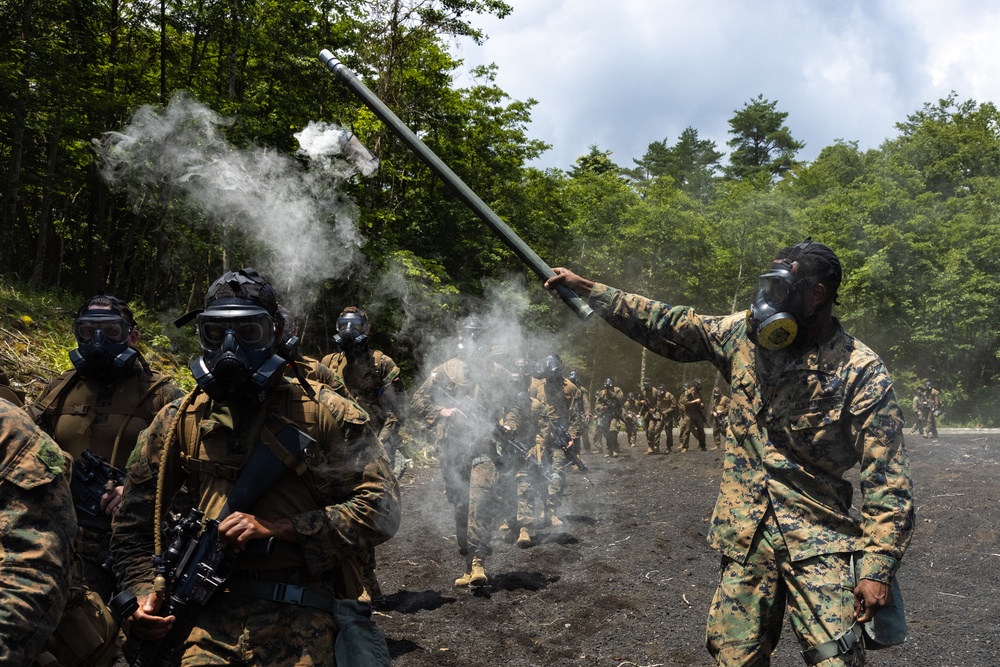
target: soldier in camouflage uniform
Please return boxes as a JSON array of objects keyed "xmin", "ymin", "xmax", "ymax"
[
  {"xmin": 594, "ymin": 379, "xmax": 624, "ymax": 457},
  {"xmin": 922, "ymin": 381, "xmax": 940, "ymax": 441},
  {"xmin": 529, "ymin": 354, "xmax": 583, "ymax": 526},
  {"xmin": 640, "ymin": 380, "xmax": 662, "ymax": 453},
  {"xmin": 112, "ymin": 269, "xmax": 400, "ymax": 665},
  {"xmin": 410, "ymin": 316, "xmax": 509, "ymax": 587},
  {"xmin": 908, "ymin": 387, "xmax": 927, "ymax": 437},
  {"xmin": 505, "ymin": 359, "xmax": 554, "ymax": 548},
  {"xmin": 622, "ymin": 392, "xmax": 641, "ymax": 447},
  {"xmin": 678, "ymin": 379, "xmax": 707, "ymax": 452},
  {"xmin": 320, "ymin": 306, "xmax": 407, "ymax": 601},
  {"xmin": 28, "ymin": 294, "xmax": 183, "ymax": 633},
  {"xmin": 546, "ymin": 239, "xmax": 914, "ymax": 666},
  {"xmin": 0, "ymin": 398, "xmax": 77, "ymax": 665},
  {"xmin": 567, "ymin": 371, "xmax": 592, "ymax": 454},
  {"xmin": 710, "ymin": 387, "xmax": 731, "ymax": 450},
  {"xmin": 658, "ymin": 383, "xmax": 679, "ymax": 452}
]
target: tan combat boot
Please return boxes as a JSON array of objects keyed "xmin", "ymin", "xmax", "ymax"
[
  {"xmin": 454, "ymin": 569, "xmax": 474, "ymax": 587},
  {"xmin": 547, "ymin": 512, "xmax": 564, "ymax": 528},
  {"xmin": 469, "ymin": 557, "xmax": 488, "ymax": 586},
  {"xmin": 517, "ymin": 527, "xmax": 531, "ymax": 548}
]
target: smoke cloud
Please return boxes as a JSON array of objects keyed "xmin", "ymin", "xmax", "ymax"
[{"xmin": 96, "ymin": 91, "xmax": 370, "ymax": 313}]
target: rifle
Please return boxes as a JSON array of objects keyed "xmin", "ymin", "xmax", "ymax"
[
  {"xmin": 490, "ymin": 423, "xmax": 557, "ymax": 483},
  {"xmin": 318, "ymin": 50, "xmax": 592, "ymax": 323},
  {"xmin": 550, "ymin": 424, "xmax": 595, "ymax": 486},
  {"xmin": 131, "ymin": 422, "xmax": 314, "ymax": 667},
  {"xmin": 72, "ymin": 449, "xmax": 126, "ymax": 528}
]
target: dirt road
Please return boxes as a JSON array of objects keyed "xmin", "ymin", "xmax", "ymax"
[{"xmin": 374, "ymin": 429, "xmax": 1000, "ymax": 666}]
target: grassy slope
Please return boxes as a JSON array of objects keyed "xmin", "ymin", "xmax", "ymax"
[{"xmin": 0, "ymin": 278, "xmax": 197, "ymax": 402}]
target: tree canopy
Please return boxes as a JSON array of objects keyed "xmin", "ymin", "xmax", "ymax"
[{"xmin": 2, "ymin": 4, "xmax": 999, "ymax": 424}]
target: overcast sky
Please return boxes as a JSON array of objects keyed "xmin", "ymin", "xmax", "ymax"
[{"xmin": 452, "ymin": 0, "xmax": 1000, "ymax": 172}]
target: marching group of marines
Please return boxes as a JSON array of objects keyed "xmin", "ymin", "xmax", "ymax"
[{"xmin": 0, "ymin": 237, "xmax": 916, "ymax": 667}]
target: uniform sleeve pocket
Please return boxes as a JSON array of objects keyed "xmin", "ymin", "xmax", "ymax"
[{"xmin": 2, "ymin": 434, "xmax": 64, "ymax": 490}]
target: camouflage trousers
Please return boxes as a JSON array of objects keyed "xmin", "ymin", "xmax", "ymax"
[
  {"xmin": 178, "ymin": 591, "xmax": 338, "ymax": 665},
  {"xmin": 679, "ymin": 415, "xmax": 706, "ymax": 450},
  {"xmin": 466, "ymin": 458, "xmax": 503, "ymax": 559},
  {"xmin": 712, "ymin": 416, "xmax": 728, "ymax": 448},
  {"xmin": 515, "ymin": 464, "xmax": 547, "ymax": 528},
  {"xmin": 706, "ymin": 507, "xmax": 863, "ymax": 667},
  {"xmin": 643, "ymin": 415, "xmax": 663, "ymax": 450},
  {"xmin": 545, "ymin": 446, "xmax": 568, "ymax": 512}
]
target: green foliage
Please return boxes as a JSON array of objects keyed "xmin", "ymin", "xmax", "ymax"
[
  {"xmin": 725, "ymin": 94, "xmax": 805, "ymax": 181},
  {"xmin": 3, "ymin": 2, "xmax": 1000, "ymax": 425}
]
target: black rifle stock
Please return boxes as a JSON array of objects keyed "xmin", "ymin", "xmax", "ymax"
[
  {"xmin": 132, "ymin": 423, "xmax": 314, "ymax": 667},
  {"xmin": 491, "ymin": 423, "xmax": 556, "ymax": 483},
  {"xmin": 318, "ymin": 49, "xmax": 593, "ymax": 322},
  {"xmin": 72, "ymin": 449, "xmax": 126, "ymax": 528},
  {"xmin": 551, "ymin": 424, "xmax": 594, "ymax": 486}
]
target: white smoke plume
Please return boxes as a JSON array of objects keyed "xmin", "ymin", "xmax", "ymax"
[{"xmin": 96, "ymin": 91, "xmax": 370, "ymax": 313}]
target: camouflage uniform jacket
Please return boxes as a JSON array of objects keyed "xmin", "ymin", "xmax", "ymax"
[
  {"xmin": 0, "ymin": 398, "xmax": 77, "ymax": 665},
  {"xmin": 287, "ymin": 354, "xmax": 351, "ymax": 399},
  {"xmin": 111, "ymin": 379, "xmax": 401, "ymax": 599},
  {"xmin": 659, "ymin": 391, "xmax": 679, "ymax": 419},
  {"xmin": 321, "ymin": 349, "xmax": 405, "ymax": 440},
  {"xmin": 640, "ymin": 386, "xmax": 661, "ymax": 418},
  {"xmin": 500, "ymin": 393, "xmax": 553, "ymax": 465},
  {"xmin": 528, "ymin": 377, "xmax": 583, "ymax": 441},
  {"xmin": 681, "ymin": 385, "xmax": 706, "ymax": 422},
  {"xmin": 589, "ymin": 283, "xmax": 914, "ymax": 582},
  {"xmin": 594, "ymin": 387, "xmax": 624, "ymax": 421},
  {"xmin": 713, "ymin": 395, "xmax": 731, "ymax": 420}
]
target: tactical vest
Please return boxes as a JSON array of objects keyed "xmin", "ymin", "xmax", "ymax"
[
  {"xmin": 173, "ymin": 381, "xmax": 367, "ymax": 590},
  {"xmin": 30, "ymin": 369, "xmax": 171, "ymax": 468},
  {"xmin": 322, "ymin": 349, "xmax": 395, "ymax": 429}
]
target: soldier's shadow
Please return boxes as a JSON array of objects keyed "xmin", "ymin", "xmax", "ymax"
[{"xmin": 471, "ymin": 570, "xmax": 558, "ymax": 598}]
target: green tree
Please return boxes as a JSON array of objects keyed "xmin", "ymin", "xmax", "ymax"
[{"xmin": 725, "ymin": 94, "xmax": 804, "ymax": 182}]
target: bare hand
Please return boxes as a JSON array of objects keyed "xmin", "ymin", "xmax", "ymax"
[
  {"xmin": 101, "ymin": 484, "xmax": 124, "ymax": 516},
  {"xmin": 440, "ymin": 407, "xmax": 465, "ymax": 419},
  {"xmin": 217, "ymin": 512, "xmax": 294, "ymax": 552},
  {"xmin": 854, "ymin": 578, "xmax": 892, "ymax": 623},
  {"xmin": 129, "ymin": 593, "xmax": 175, "ymax": 640},
  {"xmin": 544, "ymin": 267, "xmax": 595, "ymax": 299}
]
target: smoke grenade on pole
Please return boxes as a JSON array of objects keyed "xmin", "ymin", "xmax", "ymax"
[{"xmin": 318, "ymin": 49, "xmax": 593, "ymax": 322}]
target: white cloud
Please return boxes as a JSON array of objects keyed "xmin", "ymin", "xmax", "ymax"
[{"xmin": 454, "ymin": 0, "xmax": 1000, "ymax": 170}]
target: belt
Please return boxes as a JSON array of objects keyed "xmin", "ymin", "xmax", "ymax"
[
  {"xmin": 801, "ymin": 622, "xmax": 863, "ymax": 664},
  {"xmin": 226, "ymin": 578, "xmax": 352, "ymax": 615}
]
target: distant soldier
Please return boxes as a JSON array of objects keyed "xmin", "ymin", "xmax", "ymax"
[
  {"xmin": 0, "ymin": 398, "xmax": 77, "ymax": 665},
  {"xmin": 321, "ymin": 306, "xmax": 407, "ymax": 602},
  {"xmin": 594, "ymin": 379, "xmax": 624, "ymax": 458},
  {"xmin": 909, "ymin": 386, "xmax": 928, "ymax": 437},
  {"xmin": 277, "ymin": 306, "xmax": 351, "ymax": 399},
  {"xmin": 529, "ymin": 354, "xmax": 583, "ymax": 527},
  {"xmin": 923, "ymin": 380, "xmax": 941, "ymax": 441},
  {"xmin": 506, "ymin": 359, "xmax": 554, "ymax": 548},
  {"xmin": 658, "ymin": 383, "xmax": 679, "ymax": 453},
  {"xmin": 710, "ymin": 387, "xmax": 730, "ymax": 450},
  {"xmin": 622, "ymin": 392, "xmax": 641, "ymax": 447},
  {"xmin": 678, "ymin": 379, "xmax": 707, "ymax": 452},
  {"xmin": 640, "ymin": 379, "xmax": 662, "ymax": 454},
  {"xmin": 410, "ymin": 316, "xmax": 509, "ymax": 586},
  {"xmin": 567, "ymin": 370, "xmax": 592, "ymax": 454}
]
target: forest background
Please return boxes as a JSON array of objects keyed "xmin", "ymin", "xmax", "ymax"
[{"xmin": 3, "ymin": 0, "xmax": 999, "ymax": 424}]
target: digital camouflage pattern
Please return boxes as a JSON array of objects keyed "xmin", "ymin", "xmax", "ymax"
[
  {"xmin": 321, "ymin": 349, "xmax": 405, "ymax": 440},
  {"xmin": 0, "ymin": 398, "xmax": 77, "ymax": 665},
  {"xmin": 111, "ymin": 378, "xmax": 400, "ymax": 662},
  {"xmin": 678, "ymin": 384, "xmax": 707, "ymax": 451},
  {"xmin": 588, "ymin": 283, "xmax": 914, "ymax": 583},
  {"xmin": 528, "ymin": 377, "xmax": 582, "ymax": 513}
]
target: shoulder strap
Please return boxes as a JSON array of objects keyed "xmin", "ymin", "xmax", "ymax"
[{"xmin": 28, "ymin": 371, "xmax": 79, "ymax": 423}]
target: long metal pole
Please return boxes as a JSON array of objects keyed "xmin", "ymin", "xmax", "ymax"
[{"xmin": 319, "ymin": 49, "xmax": 592, "ymax": 321}]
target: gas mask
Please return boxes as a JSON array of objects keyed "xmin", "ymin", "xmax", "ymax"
[
  {"xmin": 70, "ymin": 311, "xmax": 137, "ymax": 379},
  {"xmin": 457, "ymin": 317, "xmax": 487, "ymax": 360},
  {"xmin": 542, "ymin": 354, "xmax": 563, "ymax": 380},
  {"xmin": 190, "ymin": 305, "xmax": 285, "ymax": 402},
  {"xmin": 332, "ymin": 312, "xmax": 369, "ymax": 353},
  {"xmin": 746, "ymin": 241, "xmax": 828, "ymax": 351}
]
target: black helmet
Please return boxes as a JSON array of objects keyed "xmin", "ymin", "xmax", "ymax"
[
  {"xmin": 604, "ymin": 378, "xmax": 613, "ymax": 388},
  {"xmin": 924, "ymin": 380, "xmax": 933, "ymax": 390},
  {"xmin": 567, "ymin": 370, "xmax": 580, "ymax": 384},
  {"xmin": 188, "ymin": 268, "xmax": 286, "ymax": 402},
  {"xmin": 542, "ymin": 354, "xmax": 563, "ymax": 379},
  {"xmin": 627, "ymin": 392, "xmax": 635, "ymax": 401}
]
